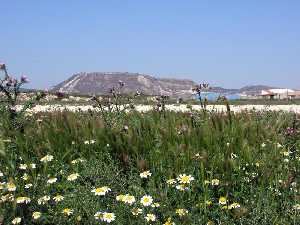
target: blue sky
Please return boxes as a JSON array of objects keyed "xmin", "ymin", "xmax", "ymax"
[{"xmin": 1, "ymin": 1, "xmax": 300, "ymax": 89}]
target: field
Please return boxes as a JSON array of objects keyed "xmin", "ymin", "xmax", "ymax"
[
  {"xmin": 1, "ymin": 107, "xmax": 300, "ymax": 225},
  {"xmin": 1, "ymin": 70, "xmax": 300, "ymax": 225}
]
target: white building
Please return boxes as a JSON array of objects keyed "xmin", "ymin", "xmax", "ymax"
[
  {"xmin": 288, "ymin": 91, "xmax": 300, "ymax": 99},
  {"xmin": 261, "ymin": 89, "xmax": 295, "ymax": 99}
]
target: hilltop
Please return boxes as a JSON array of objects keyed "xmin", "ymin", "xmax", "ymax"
[
  {"xmin": 52, "ymin": 72, "xmax": 197, "ymax": 98},
  {"xmin": 52, "ymin": 72, "xmax": 277, "ymax": 97}
]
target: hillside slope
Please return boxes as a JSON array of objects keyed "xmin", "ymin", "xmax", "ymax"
[{"xmin": 52, "ymin": 72, "xmax": 197, "ymax": 97}]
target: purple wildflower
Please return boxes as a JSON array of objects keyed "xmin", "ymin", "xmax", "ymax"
[
  {"xmin": 20, "ymin": 75, "xmax": 29, "ymax": 83},
  {"xmin": 118, "ymin": 80, "xmax": 125, "ymax": 87},
  {"xmin": 285, "ymin": 127, "xmax": 295, "ymax": 135}
]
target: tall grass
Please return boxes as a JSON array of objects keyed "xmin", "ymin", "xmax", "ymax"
[{"xmin": 0, "ymin": 109, "xmax": 300, "ymax": 224}]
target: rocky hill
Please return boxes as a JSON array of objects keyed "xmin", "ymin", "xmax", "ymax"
[
  {"xmin": 52, "ymin": 72, "xmax": 197, "ymax": 98},
  {"xmin": 239, "ymin": 85, "xmax": 277, "ymax": 95},
  {"xmin": 52, "ymin": 72, "xmax": 278, "ymax": 98}
]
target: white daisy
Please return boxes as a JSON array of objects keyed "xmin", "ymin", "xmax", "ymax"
[
  {"xmin": 140, "ymin": 170, "xmax": 152, "ymax": 179},
  {"xmin": 91, "ymin": 186, "xmax": 111, "ymax": 196},
  {"xmin": 140, "ymin": 195, "xmax": 153, "ymax": 207}
]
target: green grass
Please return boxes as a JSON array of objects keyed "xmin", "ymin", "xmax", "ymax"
[{"xmin": 0, "ymin": 109, "xmax": 300, "ymax": 224}]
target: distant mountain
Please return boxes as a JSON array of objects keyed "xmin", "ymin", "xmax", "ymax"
[
  {"xmin": 52, "ymin": 72, "xmax": 281, "ymax": 98},
  {"xmin": 239, "ymin": 85, "xmax": 278, "ymax": 95},
  {"xmin": 52, "ymin": 72, "xmax": 197, "ymax": 98}
]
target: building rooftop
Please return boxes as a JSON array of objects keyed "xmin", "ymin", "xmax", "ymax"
[{"xmin": 288, "ymin": 91, "xmax": 300, "ymax": 96}]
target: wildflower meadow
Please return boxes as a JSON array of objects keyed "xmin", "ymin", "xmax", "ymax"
[{"xmin": 1, "ymin": 64, "xmax": 300, "ymax": 224}]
